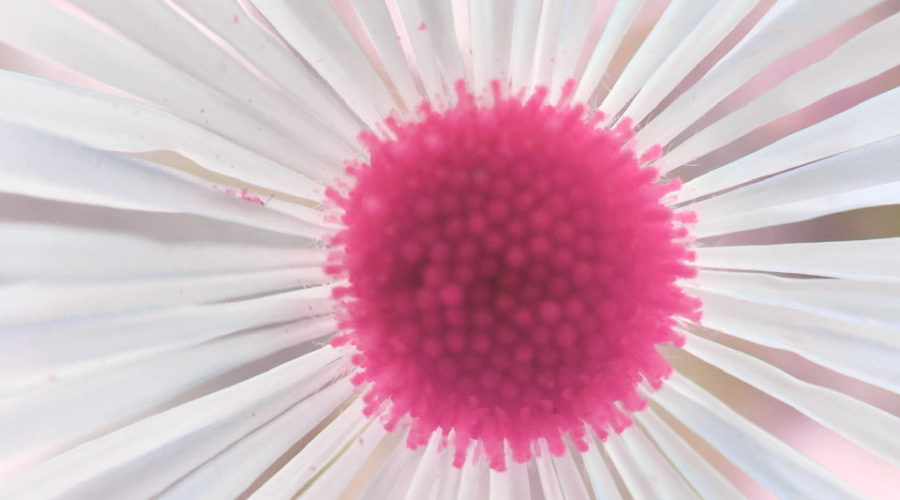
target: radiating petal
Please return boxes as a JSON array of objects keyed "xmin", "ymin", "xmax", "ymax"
[
  {"xmin": 636, "ymin": 0, "xmax": 882, "ymax": 148},
  {"xmin": 688, "ymin": 136, "xmax": 900, "ymax": 237},
  {"xmin": 581, "ymin": 442, "xmax": 624, "ymax": 500},
  {"xmin": 635, "ymin": 409, "xmax": 747, "ymax": 499},
  {"xmin": 0, "ymin": 347, "xmax": 347, "ymax": 497},
  {"xmin": 489, "ymin": 460, "xmax": 531, "ymax": 500},
  {"xmin": 660, "ymin": 11, "xmax": 900, "ymax": 172},
  {"xmin": 683, "ymin": 332, "xmax": 900, "ymax": 464},
  {"xmin": 695, "ymin": 238, "xmax": 900, "ymax": 282},
  {"xmin": 680, "ymin": 86, "xmax": 900, "ymax": 203},
  {"xmin": 0, "ymin": 121, "xmax": 329, "ymax": 239},
  {"xmin": 606, "ymin": 430, "xmax": 699, "ymax": 499},
  {"xmin": 0, "ymin": 70, "xmax": 326, "ymax": 198},
  {"xmin": 653, "ymin": 374, "xmax": 865, "ymax": 499},
  {"xmin": 691, "ymin": 270, "xmax": 900, "ymax": 332},
  {"xmin": 600, "ymin": 0, "xmax": 718, "ymax": 118},
  {"xmin": 692, "ymin": 289, "xmax": 900, "ymax": 392},
  {"xmin": 574, "ymin": 0, "xmax": 643, "ymax": 103},
  {"xmin": 621, "ymin": 0, "xmax": 761, "ymax": 125}
]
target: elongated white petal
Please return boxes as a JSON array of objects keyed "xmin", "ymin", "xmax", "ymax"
[
  {"xmin": 0, "ymin": 347, "xmax": 346, "ymax": 497},
  {"xmin": 0, "ymin": 318, "xmax": 337, "ymax": 474},
  {"xmin": 0, "ymin": 70, "xmax": 325, "ymax": 199},
  {"xmin": 550, "ymin": 453, "xmax": 591, "ymax": 500},
  {"xmin": 695, "ymin": 238, "xmax": 900, "ymax": 282},
  {"xmin": 0, "ymin": 267, "xmax": 330, "ymax": 327},
  {"xmin": 680, "ymin": 87, "xmax": 900, "ymax": 203},
  {"xmin": 692, "ymin": 270, "xmax": 900, "ymax": 332},
  {"xmin": 237, "ymin": 0, "xmax": 396, "ymax": 129},
  {"xmin": 357, "ymin": 436, "xmax": 423, "ymax": 500},
  {"xmin": 1, "ymin": 286, "xmax": 335, "ymax": 392},
  {"xmin": 298, "ymin": 423, "xmax": 388, "ymax": 500},
  {"xmin": 600, "ymin": 0, "xmax": 718, "ymax": 117},
  {"xmin": 689, "ymin": 136, "xmax": 900, "ymax": 237},
  {"xmin": 621, "ymin": 0, "xmax": 760, "ymax": 124},
  {"xmin": 404, "ymin": 433, "xmax": 450, "ymax": 500},
  {"xmin": 694, "ymin": 289, "xmax": 900, "ymax": 392},
  {"xmin": 534, "ymin": 452, "xmax": 565, "ymax": 500},
  {"xmin": 457, "ymin": 454, "xmax": 487, "ymax": 500},
  {"xmin": 654, "ymin": 374, "xmax": 865, "ymax": 499},
  {"xmin": 67, "ymin": 0, "xmax": 356, "ymax": 160},
  {"xmin": 606, "ymin": 430, "xmax": 699, "ymax": 499},
  {"xmin": 0, "ymin": 2, "xmax": 345, "ymax": 175},
  {"xmin": 636, "ymin": 0, "xmax": 881, "ymax": 148},
  {"xmin": 546, "ymin": 0, "xmax": 603, "ymax": 98},
  {"xmin": 171, "ymin": 0, "xmax": 366, "ymax": 140},
  {"xmin": 661, "ymin": 11, "xmax": 900, "ymax": 171},
  {"xmin": 468, "ymin": 0, "xmax": 516, "ymax": 89},
  {"xmin": 248, "ymin": 398, "xmax": 370, "ymax": 499},
  {"xmin": 158, "ymin": 377, "xmax": 352, "ymax": 499},
  {"xmin": 507, "ymin": 0, "xmax": 544, "ymax": 90},
  {"xmin": 581, "ymin": 443, "xmax": 623, "ymax": 500},
  {"xmin": 683, "ymin": 332, "xmax": 900, "ymax": 465},
  {"xmin": 348, "ymin": 0, "xmax": 422, "ymax": 108},
  {"xmin": 634, "ymin": 409, "xmax": 747, "ymax": 499},
  {"xmin": 574, "ymin": 0, "xmax": 643, "ymax": 103},
  {"xmin": 0, "ymin": 122, "xmax": 328, "ymax": 240},
  {"xmin": 489, "ymin": 460, "xmax": 532, "ymax": 500},
  {"xmin": 392, "ymin": 0, "xmax": 466, "ymax": 101}
]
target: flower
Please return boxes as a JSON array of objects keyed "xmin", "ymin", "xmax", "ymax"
[{"xmin": 1, "ymin": 1, "xmax": 898, "ymax": 499}]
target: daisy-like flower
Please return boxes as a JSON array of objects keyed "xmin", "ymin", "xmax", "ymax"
[{"xmin": 1, "ymin": 0, "xmax": 898, "ymax": 499}]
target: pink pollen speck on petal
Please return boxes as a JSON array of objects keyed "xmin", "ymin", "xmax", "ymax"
[
  {"xmin": 326, "ymin": 80, "xmax": 699, "ymax": 471},
  {"xmin": 417, "ymin": 21, "xmax": 427, "ymax": 31}
]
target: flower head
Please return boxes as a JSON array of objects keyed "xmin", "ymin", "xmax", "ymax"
[{"xmin": 0, "ymin": 1, "xmax": 898, "ymax": 499}]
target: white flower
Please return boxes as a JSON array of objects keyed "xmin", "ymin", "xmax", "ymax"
[{"xmin": 1, "ymin": 1, "xmax": 899, "ymax": 499}]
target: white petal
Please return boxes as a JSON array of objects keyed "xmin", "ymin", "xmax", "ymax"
[
  {"xmin": 391, "ymin": 0, "xmax": 466, "ymax": 101},
  {"xmin": 545, "ymin": 0, "xmax": 603, "ymax": 98},
  {"xmin": 634, "ymin": 409, "xmax": 747, "ymax": 499},
  {"xmin": 549, "ymin": 453, "xmax": 591, "ymax": 500},
  {"xmin": 653, "ymin": 374, "xmax": 865, "ymax": 499},
  {"xmin": 0, "ymin": 268, "xmax": 330, "ymax": 327},
  {"xmin": 679, "ymin": 87, "xmax": 900, "ymax": 203},
  {"xmin": 0, "ymin": 122, "xmax": 329, "ymax": 240},
  {"xmin": 692, "ymin": 270, "xmax": 900, "ymax": 332},
  {"xmin": 636, "ymin": 0, "xmax": 882, "ymax": 148},
  {"xmin": 689, "ymin": 136, "xmax": 900, "ymax": 238},
  {"xmin": 357, "ymin": 436, "xmax": 423, "ymax": 500},
  {"xmin": 348, "ymin": 0, "xmax": 423, "ymax": 108},
  {"xmin": 489, "ymin": 459, "xmax": 532, "ymax": 500},
  {"xmin": 403, "ymin": 433, "xmax": 449, "ymax": 500},
  {"xmin": 174, "ymin": 0, "xmax": 368, "ymax": 139},
  {"xmin": 0, "ymin": 195, "xmax": 325, "ymax": 282},
  {"xmin": 0, "ymin": 2, "xmax": 348, "ymax": 173},
  {"xmin": 507, "ymin": 0, "xmax": 544, "ymax": 91},
  {"xmin": 1, "ymin": 286, "xmax": 335, "ymax": 392},
  {"xmin": 0, "ymin": 347, "xmax": 346, "ymax": 498},
  {"xmin": 534, "ymin": 451, "xmax": 565, "ymax": 500},
  {"xmin": 600, "ymin": 0, "xmax": 718, "ymax": 117},
  {"xmin": 468, "ymin": 0, "xmax": 516, "ymax": 89},
  {"xmin": 66, "ymin": 0, "xmax": 357, "ymax": 158},
  {"xmin": 247, "ymin": 398, "xmax": 371, "ymax": 499},
  {"xmin": 695, "ymin": 238, "xmax": 900, "ymax": 282},
  {"xmin": 683, "ymin": 332, "xmax": 900, "ymax": 465},
  {"xmin": 693, "ymin": 289, "xmax": 900, "ymax": 392},
  {"xmin": 581, "ymin": 442, "xmax": 623, "ymax": 500},
  {"xmin": 605, "ymin": 430, "xmax": 699, "ymax": 499},
  {"xmin": 660, "ymin": 11, "xmax": 900, "ymax": 172},
  {"xmin": 574, "ymin": 0, "xmax": 643, "ymax": 103},
  {"xmin": 621, "ymin": 0, "xmax": 760, "ymax": 125},
  {"xmin": 0, "ymin": 70, "xmax": 325, "ymax": 199},
  {"xmin": 296, "ymin": 422, "xmax": 388, "ymax": 500},
  {"xmin": 158, "ymin": 377, "xmax": 353, "ymax": 499},
  {"xmin": 457, "ymin": 454, "xmax": 487, "ymax": 500},
  {"xmin": 0, "ymin": 318, "xmax": 336, "ymax": 474}
]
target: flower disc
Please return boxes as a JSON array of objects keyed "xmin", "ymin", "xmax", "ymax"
[{"xmin": 327, "ymin": 82, "xmax": 699, "ymax": 470}]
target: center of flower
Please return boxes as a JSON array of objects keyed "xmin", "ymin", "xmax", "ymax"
[{"xmin": 326, "ymin": 81, "xmax": 699, "ymax": 471}]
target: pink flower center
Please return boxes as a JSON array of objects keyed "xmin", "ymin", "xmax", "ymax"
[{"xmin": 326, "ymin": 81, "xmax": 700, "ymax": 471}]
